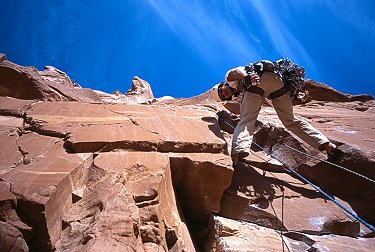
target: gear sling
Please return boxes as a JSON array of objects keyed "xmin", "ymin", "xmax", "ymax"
[{"xmin": 243, "ymin": 59, "xmax": 305, "ymax": 99}]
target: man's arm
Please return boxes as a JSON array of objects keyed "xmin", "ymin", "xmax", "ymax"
[{"xmin": 226, "ymin": 67, "xmax": 247, "ymax": 81}]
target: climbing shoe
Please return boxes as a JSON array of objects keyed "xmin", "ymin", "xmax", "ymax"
[{"xmin": 327, "ymin": 147, "xmax": 344, "ymax": 162}]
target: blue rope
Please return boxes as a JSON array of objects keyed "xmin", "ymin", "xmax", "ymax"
[{"xmin": 222, "ymin": 119, "xmax": 375, "ymax": 233}]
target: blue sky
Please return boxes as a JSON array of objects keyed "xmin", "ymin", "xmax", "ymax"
[{"xmin": 1, "ymin": 0, "xmax": 374, "ymax": 98}]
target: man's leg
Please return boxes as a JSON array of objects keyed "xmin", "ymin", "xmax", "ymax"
[
  {"xmin": 272, "ymin": 93, "xmax": 335, "ymax": 152},
  {"xmin": 231, "ymin": 92, "xmax": 263, "ymax": 162}
]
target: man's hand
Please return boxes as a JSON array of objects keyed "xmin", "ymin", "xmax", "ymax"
[{"xmin": 245, "ymin": 72, "xmax": 260, "ymax": 86}]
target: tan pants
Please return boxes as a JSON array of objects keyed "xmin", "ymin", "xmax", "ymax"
[{"xmin": 231, "ymin": 72, "xmax": 329, "ymax": 155}]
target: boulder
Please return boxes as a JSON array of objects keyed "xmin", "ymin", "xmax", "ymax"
[{"xmin": 0, "ymin": 222, "xmax": 29, "ymax": 252}]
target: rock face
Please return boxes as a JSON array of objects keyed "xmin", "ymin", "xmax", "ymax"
[
  {"xmin": 304, "ymin": 79, "xmax": 374, "ymax": 102},
  {"xmin": 95, "ymin": 76, "xmax": 155, "ymax": 104},
  {"xmin": 0, "ymin": 57, "xmax": 101, "ymax": 103},
  {"xmin": 0, "ymin": 53, "xmax": 375, "ymax": 251}
]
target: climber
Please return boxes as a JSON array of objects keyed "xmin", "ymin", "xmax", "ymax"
[{"xmin": 212, "ymin": 60, "xmax": 338, "ymax": 164}]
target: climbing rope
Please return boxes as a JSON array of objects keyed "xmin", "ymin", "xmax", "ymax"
[
  {"xmin": 222, "ymin": 119, "xmax": 375, "ymax": 233},
  {"xmin": 251, "ymin": 140, "xmax": 375, "ymax": 233},
  {"xmin": 268, "ymin": 185, "xmax": 288, "ymax": 252}
]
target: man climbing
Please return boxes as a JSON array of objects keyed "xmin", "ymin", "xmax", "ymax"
[{"xmin": 212, "ymin": 60, "xmax": 337, "ymax": 164}]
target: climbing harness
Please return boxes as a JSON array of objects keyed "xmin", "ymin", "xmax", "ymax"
[{"xmin": 221, "ymin": 118, "xmax": 375, "ymax": 233}]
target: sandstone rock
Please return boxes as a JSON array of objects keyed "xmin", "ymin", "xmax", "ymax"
[
  {"xmin": 217, "ymin": 109, "xmax": 239, "ymax": 134},
  {"xmin": 350, "ymin": 94, "xmax": 375, "ymax": 102},
  {"xmin": 285, "ymin": 231, "xmax": 375, "ymax": 251},
  {"xmin": 0, "ymin": 96, "xmax": 34, "ymax": 117},
  {"xmin": 205, "ymin": 215, "xmax": 305, "ymax": 252},
  {"xmin": 219, "ymin": 163, "xmax": 360, "ymax": 236},
  {"xmin": 153, "ymin": 89, "xmax": 215, "ymax": 106},
  {"xmin": 305, "ymin": 80, "xmax": 374, "ymax": 102},
  {"xmin": 95, "ymin": 76, "xmax": 154, "ymax": 104},
  {"xmin": 295, "ymin": 144, "xmax": 375, "ymax": 232},
  {"xmin": 237, "ymin": 149, "xmax": 285, "ymax": 172},
  {"xmin": 169, "ymin": 153, "xmax": 233, "ymax": 224},
  {"xmin": 0, "ymin": 134, "xmax": 93, "ymax": 251},
  {"xmin": 23, "ymin": 101, "xmax": 226, "ymax": 153},
  {"xmin": 0, "ymin": 58, "xmax": 58, "ymax": 100},
  {"xmin": 0, "ymin": 53, "xmax": 7, "ymax": 62},
  {"xmin": 38, "ymin": 66, "xmax": 102, "ymax": 103},
  {"xmin": 0, "ymin": 221, "xmax": 29, "ymax": 252},
  {"xmin": 205, "ymin": 215, "xmax": 375, "ymax": 252},
  {"xmin": 39, "ymin": 66, "xmax": 75, "ymax": 89},
  {"xmin": 0, "ymin": 124, "xmax": 23, "ymax": 174},
  {"xmin": 1, "ymin": 56, "xmax": 375, "ymax": 250},
  {"xmin": 56, "ymin": 151, "xmax": 196, "ymax": 251},
  {"xmin": 0, "ymin": 55, "xmax": 101, "ymax": 102},
  {"xmin": 0, "ymin": 181, "xmax": 32, "ymax": 250},
  {"xmin": 128, "ymin": 76, "xmax": 154, "ymax": 99}
]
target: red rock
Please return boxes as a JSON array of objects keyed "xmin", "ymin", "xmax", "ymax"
[
  {"xmin": 24, "ymin": 101, "xmax": 226, "ymax": 153},
  {"xmin": 169, "ymin": 153, "xmax": 233, "ymax": 223},
  {"xmin": 0, "ymin": 136, "xmax": 93, "ymax": 251},
  {"xmin": 0, "ymin": 181, "xmax": 32, "ymax": 250},
  {"xmin": 0, "ymin": 53, "xmax": 6, "ymax": 62},
  {"xmin": 56, "ymin": 151, "xmax": 196, "ymax": 251},
  {"xmin": 295, "ymin": 144, "xmax": 375, "ymax": 232},
  {"xmin": 0, "ymin": 54, "xmax": 101, "ymax": 102},
  {"xmin": 0, "ymin": 57, "xmax": 60, "ymax": 100},
  {"xmin": 1, "ymin": 57, "xmax": 375, "ymax": 250},
  {"xmin": 219, "ymin": 163, "xmax": 359, "ymax": 236},
  {"xmin": 205, "ymin": 215, "xmax": 375, "ymax": 252},
  {"xmin": 0, "ymin": 222, "xmax": 29, "ymax": 252},
  {"xmin": 39, "ymin": 66, "xmax": 75, "ymax": 89},
  {"xmin": 127, "ymin": 76, "xmax": 154, "ymax": 100},
  {"xmin": 0, "ymin": 124, "xmax": 23, "ymax": 174},
  {"xmin": 96, "ymin": 76, "xmax": 155, "ymax": 104},
  {"xmin": 0, "ymin": 96, "xmax": 34, "ymax": 117},
  {"xmin": 305, "ymin": 80, "xmax": 373, "ymax": 102}
]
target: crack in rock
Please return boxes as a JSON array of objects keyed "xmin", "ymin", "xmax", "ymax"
[
  {"xmin": 104, "ymin": 106, "xmax": 160, "ymax": 135},
  {"xmin": 24, "ymin": 115, "xmax": 67, "ymax": 138}
]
